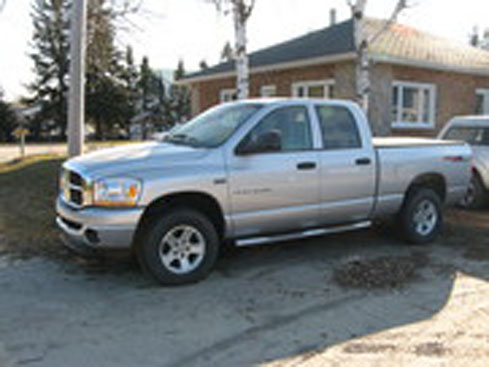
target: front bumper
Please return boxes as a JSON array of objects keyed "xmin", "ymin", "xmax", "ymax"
[{"xmin": 55, "ymin": 197, "xmax": 144, "ymax": 251}]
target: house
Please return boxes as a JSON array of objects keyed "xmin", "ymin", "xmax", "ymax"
[{"xmin": 179, "ymin": 17, "xmax": 489, "ymax": 136}]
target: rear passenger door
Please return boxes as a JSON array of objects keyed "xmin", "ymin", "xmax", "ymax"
[{"xmin": 314, "ymin": 104, "xmax": 376, "ymax": 224}]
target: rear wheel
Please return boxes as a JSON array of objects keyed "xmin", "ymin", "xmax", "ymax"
[
  {"xmin": 460, "ymin": 173, "xmax": 487, "ymax": 209},
  {"xmin": 136, "ymin": 208, "xmax": 220, "ymax": 285},
  {"xmin": 399, "ymin": 188, "xmax": 442, "ymax": 244}
]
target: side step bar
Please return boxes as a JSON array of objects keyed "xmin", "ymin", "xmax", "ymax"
[{"xmin": 235, "ymin": 221, "xmax": 372, "ymax": 247}]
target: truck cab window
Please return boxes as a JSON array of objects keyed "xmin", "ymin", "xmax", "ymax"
[
  {"xmin": 315, "ymin": 106, "xmax": 361, "ymax": 149},
  {"xmin": 244, "ymin": 106, "xmax": 313, "ymax": 152}
]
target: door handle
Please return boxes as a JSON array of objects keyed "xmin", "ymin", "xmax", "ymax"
[
  {"xmin": 297, "ymin": 162, "xmax": 317, "ymax": 170},
  {"xmin": 355, "ymin": 157, "xmax": 371, "ymax": 166}
]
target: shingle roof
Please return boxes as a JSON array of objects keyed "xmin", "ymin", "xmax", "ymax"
[
  {"xmin": 182, "ymin": 18, "xmax": 489, "ymax": 82},
  {"xmin": 368, "ymin": 19, "xmax": 489, "ymax": 70}
]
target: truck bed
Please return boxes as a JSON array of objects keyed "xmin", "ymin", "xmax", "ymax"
[{"xmin": 373, "ymin": 137, "xmax": 461, "ymax": 148}]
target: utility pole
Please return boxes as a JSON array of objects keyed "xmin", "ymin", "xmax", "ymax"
[{"xmin": 67, "ymin": 0, "xmax": 87, "ymax": 157}]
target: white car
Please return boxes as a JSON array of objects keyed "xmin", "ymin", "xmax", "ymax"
[{"xmin": 439, "ymin": 116, "xmax": 489, "ymax": 208}]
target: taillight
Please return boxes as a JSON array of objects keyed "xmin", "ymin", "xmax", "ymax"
[{"xmin": 443, "ymin": 155, "xmax": 464, "ymax": 162}]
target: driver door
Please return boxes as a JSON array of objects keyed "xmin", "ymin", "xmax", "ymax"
[{"xmin": 226, "ymin": 105, "xmax": 320, "ymax": 237}]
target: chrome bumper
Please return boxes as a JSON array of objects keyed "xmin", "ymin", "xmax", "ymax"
[{"xmin": 55, "ymin": 197, "xmax": 144, "ymax": 250}]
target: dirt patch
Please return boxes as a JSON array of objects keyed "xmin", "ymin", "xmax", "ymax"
[
  {"xmin": 414, "ymin": 342, "xmax": 448, "ymax": 357},
  {"xmin": 343, "ymin": 342, "xmax": 397, "ymax": 354},
  {"xmin": 463, "ymin": 246, "xmax": 489, "ymax": 261},
  {"xmin": 333, "ymin": 253, "xmax": 429, "ymax": 289}
]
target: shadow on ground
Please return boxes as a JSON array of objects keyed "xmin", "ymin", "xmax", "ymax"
[{"xmin": 1, "ymin": 209, "xmax": 488, "ymax": 367}]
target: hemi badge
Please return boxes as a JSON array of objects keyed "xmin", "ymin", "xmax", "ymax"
[{"xmin": 214, "ymin": 178, "xmax": 227, "ymax": 185}]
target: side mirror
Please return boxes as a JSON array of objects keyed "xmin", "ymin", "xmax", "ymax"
[{"xmin": 236, "ymin": 130, "xmax": 282, "ymax": 155}]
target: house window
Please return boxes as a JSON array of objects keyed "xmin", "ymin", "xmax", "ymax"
[
  {"xmin": 391, "ymin": 81, "xmax": 436, "ymax": 129},
  {"xmin": 476, "ymin": 89, "xmax": 489, "ymax": 114},
  {"xmin": 220, "ymin": 89, "xmax": 237, "ymax": 103},
  {"xmin": 260, "ymin": 85, "xmax": 277, "ymax": 97},
  {"xmin": 292, "ymin": 80, "xmax": 334, "ymax": 99}
]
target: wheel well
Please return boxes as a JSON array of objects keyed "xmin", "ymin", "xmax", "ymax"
[
  {"xmin": 134, "ymin": 192, "xmax": 226, "ymax": 245},
  {"xmin": 472, "ymin": 167, "xmax": 483, "ymax": 181},
  {"xmin": 405, "ymin": 173, "xmax": 446, "ymax": 203}
]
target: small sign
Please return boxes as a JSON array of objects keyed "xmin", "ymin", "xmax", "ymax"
[{"xmin": 13, "ymin": 128, "xmax": 29, "ymax": 138}]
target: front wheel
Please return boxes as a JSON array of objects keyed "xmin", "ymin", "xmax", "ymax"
[
  {"xmin": 136, "ymin": 208, "xmax": 220, "ymax": 285},
  {"xmin": 399, "ymin": 188, "xmax": 443, "ymax": 244}
]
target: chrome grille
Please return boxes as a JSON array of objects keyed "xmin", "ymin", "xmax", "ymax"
[{"xmin": 62, "ymin": 169, "xmax": 86, "ymax": 208}]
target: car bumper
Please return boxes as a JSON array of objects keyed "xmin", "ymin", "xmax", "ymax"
[{"xmin": 56, "ymin": 197, "xmax": 144, "ymax": 251}]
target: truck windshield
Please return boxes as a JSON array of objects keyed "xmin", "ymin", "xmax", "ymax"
[
  {"xmin": 164, "ymin": 103, "xmax": 263, "ymax": 148},
  {"xmin": 443, "ymin": 126, "xmax": 489, "ymax": 146}
]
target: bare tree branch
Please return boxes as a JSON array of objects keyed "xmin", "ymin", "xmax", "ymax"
[{"xmin": 368, "ymin": 0, "xmax": 411, "ymax": 43}]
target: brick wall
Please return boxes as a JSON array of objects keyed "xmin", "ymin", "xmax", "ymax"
[
  {"xmin": 193, "ymin": 64, "xmax": 336, "ymax": 113},
  {"xmin": 390, "ymin": 65, "xmax": 489, "ymax": 137},
  {"xmin": 189, "ymin": 62, "xmax": 489, "ymax": 137}
]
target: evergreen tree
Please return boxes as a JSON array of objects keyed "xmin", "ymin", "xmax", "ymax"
[
  {"xmin": 28, "ymin": 0, "xmax": 139, "ymax": 140},
  {"xmin": 139, "ymin": 56, "xmax": 158, "ymax": 113},
  {"xmin": 220, "ymin": 41, "xmax": 234, "ymax": 62},
  {"xmin": 170, "ymin": 60, "xmax": 190, "ymax": 124},
  {"xmin": 28, "ymin": 0, "xmax": 70, "ymax": 139},
  {"xmin": 85, "ymin": 0, "xmax": 133, "ymax": 139},
  {"xmin": 199, "ymin": 60, "xmax": 209, "ymax": 70},
  {"xmin": 122, "ymin": 46, "xmax": 140, "ymax": 117},
  {"xmin": 470, "ymin": 26, "xmax": 489, "ymax": 50},
  {"xmin": 0, "ymin": 91, "xmax": 17, "ymax": 142},
  {"xmin": 174, "ymin": 59, "xmax": 186, "ymax": 81}
]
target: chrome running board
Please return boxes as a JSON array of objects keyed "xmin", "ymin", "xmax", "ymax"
[{"xmin": 235, "ymin": 221, "xmax": 372, "ymax": 247}]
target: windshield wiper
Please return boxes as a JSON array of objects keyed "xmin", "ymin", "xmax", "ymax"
[{"xmin": 165, "ymin": 133, "xmax": 202, "ymax": 147}]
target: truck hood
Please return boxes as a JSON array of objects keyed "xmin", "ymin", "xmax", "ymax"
[{"xmin": 65, "ymin": 142, "xmax": 209, "ymax": 178}]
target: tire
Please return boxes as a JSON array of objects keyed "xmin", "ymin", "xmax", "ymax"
[
  {"xmin": 399, "ymin": 188, "xmax": 443, "ymax": 245},
  {"xmin": 136, "ymin": 208, "xmax": 220, "ymax": 285},
  {"xmin": 460, "ymin": 173, "xmax": 487, "ymax": 209}
]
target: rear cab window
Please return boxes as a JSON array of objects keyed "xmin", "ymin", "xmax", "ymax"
[{"xmin": 314, "ymin": 105, "xmax": 362, "ymax": 150}]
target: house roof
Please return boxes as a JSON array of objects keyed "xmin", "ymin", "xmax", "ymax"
[{"xmin": 181, "ymin": 18, "xmax": 489, "ymax": 83}]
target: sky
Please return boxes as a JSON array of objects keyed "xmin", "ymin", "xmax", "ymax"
[{"xmin": 1, "ymin": 0, "xmax": 489, "ymax": 102}]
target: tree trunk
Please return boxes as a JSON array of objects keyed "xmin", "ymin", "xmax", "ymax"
[
  {"xmin": 233, "ymin": 1, "xmax": 249, "ymax": 100},
  {"xmin": 352, "ymin": 0, "xmax": 369, "ymax": 113}
]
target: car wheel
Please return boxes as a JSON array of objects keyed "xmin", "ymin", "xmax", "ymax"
[
  {"xmin": 400, "ymin": 188, "xmax": 442, "ymax": 245},
  {"xmin": 460, "ymin": 173, "xmax": 487, "ymax": 209},
  {"xmin": 136, "ymin": 208, "xmax": 220, "ymax": 285}
]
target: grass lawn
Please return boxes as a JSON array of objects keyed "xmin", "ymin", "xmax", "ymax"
[{"xmin": 0, "ymin": 155, "xmax": 66, "ymax": 258}]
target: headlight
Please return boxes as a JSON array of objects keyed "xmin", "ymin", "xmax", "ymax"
[{"xmin": 93, "ymin": 177, "xmax": 142, "ymax": 207}]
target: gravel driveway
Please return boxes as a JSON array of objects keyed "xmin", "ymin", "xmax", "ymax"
[{"xmin": 0, "ymin": 210, "xmax": 488, "ymax": 367}]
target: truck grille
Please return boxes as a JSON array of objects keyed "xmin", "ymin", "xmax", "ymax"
[
  {"xmin": 63, "ymin": 169, "xmax": 86, "ymax": 208},
  {"xmin": 69, "ymin": 171, "xmax": 83, "ymax": 187}
]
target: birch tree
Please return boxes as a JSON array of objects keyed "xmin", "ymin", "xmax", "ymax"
[
  {"xmin": 210, "ymin": 0, "xmax": 256, "ymax": 99},
  {"xmin": 348, "ymin": 0, "xmax": 409, "ymax": 112}
]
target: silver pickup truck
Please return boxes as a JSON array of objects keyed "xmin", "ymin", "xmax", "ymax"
[{"xmin": 56, "ymin": 99, "xmax": 471, "ymax": 284}]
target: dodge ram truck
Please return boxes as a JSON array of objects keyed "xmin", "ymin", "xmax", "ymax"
[{"xmin": 56, "ymin": 99, "xmax": 472, "ymax": 285}]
